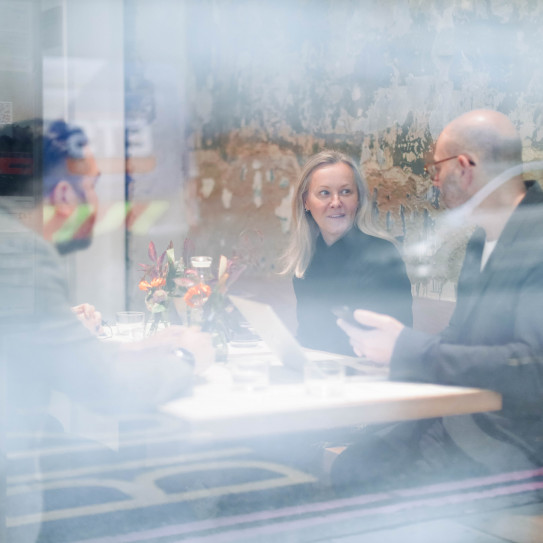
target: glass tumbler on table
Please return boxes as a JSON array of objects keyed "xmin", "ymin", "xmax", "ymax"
[
  {"xmin": 191, "ymin": 256, "xmax": 213, "ymax": 282},
  {"xmin": 230, "ymin": 358, "xmax": 270, "ymax": 391},
  {"xmin": 115, "ymin": 311, "xmax": 145, "ymax": 340},
  {"xmin": 304, "ymin": 359, "xmax": 345, "ymax": 397}
]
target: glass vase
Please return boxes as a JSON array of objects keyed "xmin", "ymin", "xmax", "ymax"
[
  {"xmin": 171, "ymin": 296, "xmax": 188, "ymax": 325},
  {"xmin": 147, "ymin": 310, "xmax": 169, "ymax": 335},
  {"xmin": 212, "ymin": 327, "xmax": 229, "ymax": 363}
]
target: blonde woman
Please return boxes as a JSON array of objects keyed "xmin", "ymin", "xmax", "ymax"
[{"xmin": 282, "ymin": 150, "xmax": 412, "ymax": 355}]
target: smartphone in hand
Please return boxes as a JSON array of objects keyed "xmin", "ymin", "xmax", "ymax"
[{"xmin": 332, "ymin": 305, "xmax": 374, "ymax": 330}]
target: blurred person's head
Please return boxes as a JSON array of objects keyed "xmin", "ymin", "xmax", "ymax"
[
  {"xmin": 282, "ymin": 150, "xmax": 385, "ymax": 277},
  {"xmin": 0, "ymin": 119, "xmax": 99, "ymax": 253},
  {"xmin": 428, "ymin": 109, "xmax": 523, "ymax": 210}
]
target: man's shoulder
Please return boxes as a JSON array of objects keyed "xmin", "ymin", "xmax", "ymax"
[
  {"xmin": 488, "ymin": 183, "xmax": 543, "ymax": 272},
  {"xmin": 512, "ymin": 182, "xmax": 543, "ymax": 237},
  {"xmin": 0, "ymin": 212, "xmax": 63, "ymax": 274},
  {"xmin": 0, "ymin": 207, "xmax": 68, "ymax": 323}
]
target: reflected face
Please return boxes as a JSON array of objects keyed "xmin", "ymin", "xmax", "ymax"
[
  {"xmin": 52, "ymin": 146, "xmax": 100, "ymax": 254},
  {"xmin": 432, "ymin": 136, "xmax": 468, "ymax": 209},
  {"xmin": 304, "ymin": 162, "xmax": 359, "ymax": 246}
]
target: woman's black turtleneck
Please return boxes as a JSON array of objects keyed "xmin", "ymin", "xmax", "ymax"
[{"xmin": 293, "ymin": 227, "xmax": 413, "ymax": 355}]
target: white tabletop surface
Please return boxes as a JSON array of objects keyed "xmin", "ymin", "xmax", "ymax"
[{"xmin": 161, "ymin": 355, "xmax": 502, "ymax": 442}]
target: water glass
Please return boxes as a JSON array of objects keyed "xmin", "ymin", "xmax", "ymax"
[
  {"xmin": 230, "ymin": 358, "xmax": 270, "ymax": 391},
  {"xmin": 304, "ymin": 359, "xmax": 345, "ymax": 397},
  {"xmin": 191, "ymin": 256, "xmax": 213, "ymax": 283},
  {"xmin": 116, "ymin": 311, "xmax": 145, "ymax": 340}
]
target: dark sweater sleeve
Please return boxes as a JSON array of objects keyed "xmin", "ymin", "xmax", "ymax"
[{"xmin": 353, "ymin": 239, "xmax": 413, "ymax": 327}]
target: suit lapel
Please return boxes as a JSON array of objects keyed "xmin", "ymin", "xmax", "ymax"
[
  {"xmin": 454, "ymin": 183, "xmax": 543, "ymax": 327},
  {"xmin": 453, "ymin": 229, "xmax": 485, "ymax": 325}
]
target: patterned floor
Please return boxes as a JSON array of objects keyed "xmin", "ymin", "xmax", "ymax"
[
  {"xmin": 6, "ymin": 413, "xmax": 543, "ymax": 543},
  {"xmin": 7, "ymin": 413, "xmax": 323, "ymax": 542}
]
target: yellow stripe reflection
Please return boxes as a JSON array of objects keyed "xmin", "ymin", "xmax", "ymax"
[
  {"xmin": 93, "ymin": 202, "xmax": 132, "ymax": 236},
  {"xmin": 130, "ymin": 200, "xmax": 170, "ymax": 235}
]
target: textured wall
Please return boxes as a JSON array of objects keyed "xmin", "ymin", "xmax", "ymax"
[{"xmin": 182, "ymin": 0, "xmax": 543, "ymax": 297}]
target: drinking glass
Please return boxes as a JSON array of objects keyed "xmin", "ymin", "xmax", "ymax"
[
  {"xmin": 304, "ymin": 359, "xmax": 345, "ymax": 397},
  {"xmin": 230, "ymin": 358, "xmax": 270, "ymax": 391},
  {"xmin": 116, "ymin": 311, "xmax": 145, "ymax": 340},
  {"xmin": 191, "ymin": 256, "xmax": 213, "ymax": 282}
]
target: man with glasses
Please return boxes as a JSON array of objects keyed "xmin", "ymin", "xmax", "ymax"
[
  {"xmin": 0, "ymin": 119, "xmax": 213, "ymax": 418},
  {"xmin": 333, "ymin": 109, "xmax": 543, "ymax": 491}
]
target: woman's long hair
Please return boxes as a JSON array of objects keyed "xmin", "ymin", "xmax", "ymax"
[{"xmin": 280, "ymin": 150, "xmax": 389, "ymax": 278}]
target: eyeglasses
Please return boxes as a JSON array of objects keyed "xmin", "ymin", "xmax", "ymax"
[{"xmin": 424, "ymin": 156, "xmax": 476, "ymax": 178}]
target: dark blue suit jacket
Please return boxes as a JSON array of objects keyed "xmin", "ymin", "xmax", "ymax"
[{"xmin": 391, "ymin": 182, "xmax": 543, "ymax": 468}]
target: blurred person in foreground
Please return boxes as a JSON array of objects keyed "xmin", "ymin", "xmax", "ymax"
[
  {"xmin": 334, "ymin": 110, "xmax": 543, "ymax": 491},
  {"xmin": 0, "ymin": 119, "xmax": 214, "ymax": 425},
  {"xmin": 281, "ymin": 150, "xmax": 412, "ymax": 356}
]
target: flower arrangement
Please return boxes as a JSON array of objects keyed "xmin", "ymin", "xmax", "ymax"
[
  {"xmin": 138, "ymin": 239, "xmax": 246, "ymax": 340},
  {"xmin": 138, "ymin": 240, "xmax": 177, "ymax": 332}
]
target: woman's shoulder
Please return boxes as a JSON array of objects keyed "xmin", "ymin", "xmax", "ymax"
[
  {"xmin": 346, "ymin": 229, "xmax": 407, "ymax": 269},
  {"xmin": 349, "ymin": 228, "xmax": 399, "ymax": 251}
]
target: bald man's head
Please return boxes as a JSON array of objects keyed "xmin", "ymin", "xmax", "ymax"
[
  {"xmin": 440, "ymin": 110, "xmax": 522, "ymax": 174},
  {"xmin": 431, "ymin": 110, "xmax": 525, "ymax": 210}
]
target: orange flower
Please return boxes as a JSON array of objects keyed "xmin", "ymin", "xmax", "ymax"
[
  {"xmin": 184, "ymin": 283, "xmax": 212, "ymax": 308},
  {"xmin": 151, "ymin": 277, "xmax": 166, "ymax": 288},
  {"xmin": 139, "ymin": 277, "xmax": 166, "ymax": 291}
]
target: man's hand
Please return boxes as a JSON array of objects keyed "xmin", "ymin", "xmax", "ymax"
[
  {"xmin": 158, "ymin": 325, "xmax": 215, "ymax": 375},
  {"xmin": 337, "ymin": 309, "xmax": 405, "ymax": 365},
  {"xmin": 72, "ymin": 303, "xmax": 104, "ymax": 336},
  {"xmin": 123, "ymin": 325, "xmax": 215, "ymax": 375}
]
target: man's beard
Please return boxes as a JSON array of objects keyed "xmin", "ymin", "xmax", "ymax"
[
  {"xmin": 440, "ymin": 172, "xmax": 469, "ymax": 209},
  {"xmin": 55, "ymin": 236, "xmax": 92, "ymax": 255},
  {"xmin": 54, "ymin": 212, "xmax": 96, "ymax": 254}
]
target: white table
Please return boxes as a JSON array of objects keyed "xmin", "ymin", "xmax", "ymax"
[{"xmin": 161, "ymin": 354, "xmax": 502, "ymax": 442}]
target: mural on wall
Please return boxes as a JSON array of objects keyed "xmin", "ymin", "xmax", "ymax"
[{"xmin": 181, "ymin": 0, "xmax": 543, "ymax": 298}]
